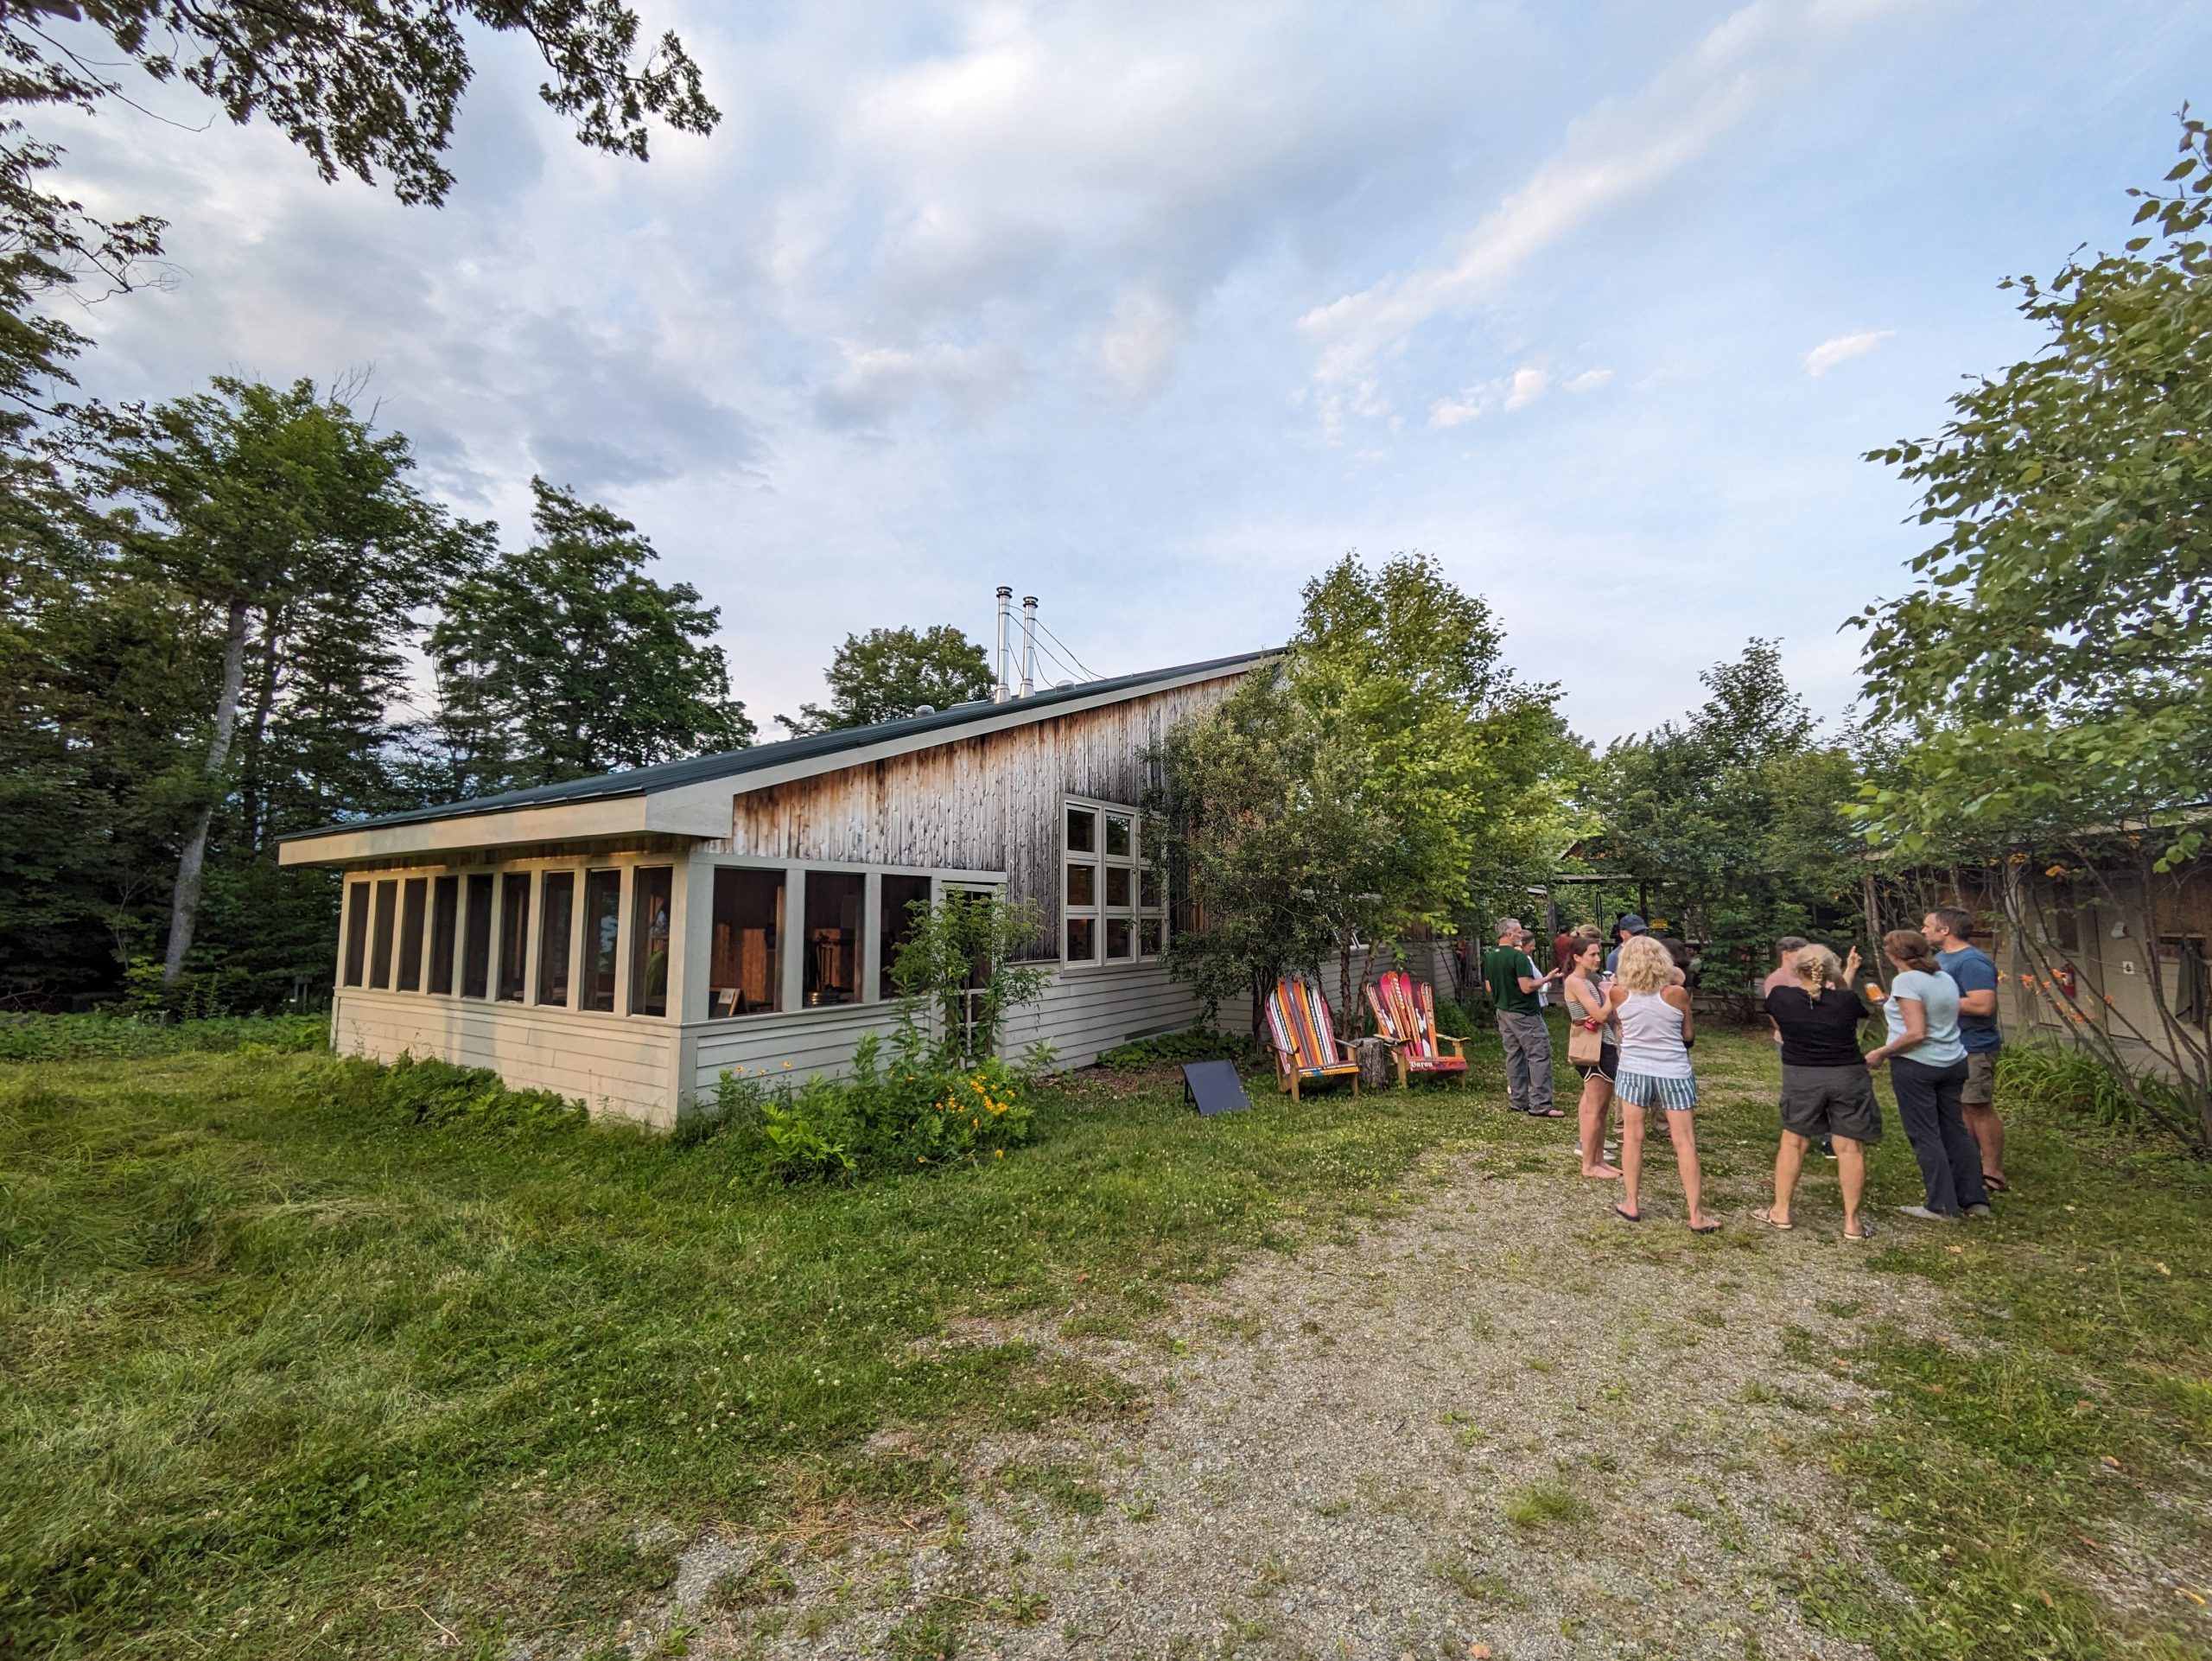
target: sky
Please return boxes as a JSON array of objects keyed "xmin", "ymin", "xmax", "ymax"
[{"xmin": 45, "ymin": 0, "xmax": 2212, "ymax": 744}]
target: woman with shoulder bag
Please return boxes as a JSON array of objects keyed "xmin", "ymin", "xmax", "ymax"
[{"xmin": 1561, "ymin": 936, "xmax": 1621, "ymax": 1179}]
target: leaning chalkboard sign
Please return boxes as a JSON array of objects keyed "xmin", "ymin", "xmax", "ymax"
[{"xmin": 1181, "ymin": 1059, "xmax": 1250, "ymax": 1116}]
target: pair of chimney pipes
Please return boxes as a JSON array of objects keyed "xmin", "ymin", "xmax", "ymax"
[{"xmin": 994, "ymin": 586, "xmax": 1039, "ymax": 703}]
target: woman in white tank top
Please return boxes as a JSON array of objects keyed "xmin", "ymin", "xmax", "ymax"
[{"xmin": 1604, "ymin": 936, "xmax": 1716, "ymax": 1231}]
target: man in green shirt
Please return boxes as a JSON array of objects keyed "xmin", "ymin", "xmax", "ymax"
[{"xmin": 1484, "ymin": 917, "xmax": 1561, "ymax": 1117}]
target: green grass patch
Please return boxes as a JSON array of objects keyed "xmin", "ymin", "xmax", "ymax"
[
  {"xmin": 0, "ymin": 1038, "xmax": 1497, "ymax": 1657},
  {"xmin": 1501, "ymin": 1480, "xmax": 1588, "ymax": 1530},
  {"xmin": 0, "ymin": 1012, "xmax": 327, "ymax": 1062}
]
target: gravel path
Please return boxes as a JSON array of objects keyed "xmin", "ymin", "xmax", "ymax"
[{"xmin": 616, "ymin": 1142, "xmax": 1955, "ymax": 1660}]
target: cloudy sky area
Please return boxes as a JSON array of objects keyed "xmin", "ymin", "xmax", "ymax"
[{"xmin": 47, "ymin": 0, "xmax": 2212, "ymax": 741}]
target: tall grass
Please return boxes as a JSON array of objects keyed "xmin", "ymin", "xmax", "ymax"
[{"xmin": 0, "ymin": 1012, "xmax": 327, "ymax": 1062}]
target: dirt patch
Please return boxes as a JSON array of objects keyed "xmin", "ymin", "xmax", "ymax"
[{"xmin": 593, "ymin": 1148, "xmax": 1974, "ymax": 1658}]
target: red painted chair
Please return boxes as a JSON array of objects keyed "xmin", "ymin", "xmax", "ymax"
[{"xmin": 1366, "ymin": 970, "xmax": 1469, "ymax": 1087}]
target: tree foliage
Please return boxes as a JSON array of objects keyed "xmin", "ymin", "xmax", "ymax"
[
  {"xmin": 427, "ymin": 477, "xmax": 753, "ymax": 795},
  {"xmin": 1585, "ymin": 640, "xmax": 1863, "ymax": 1002},
  {"xmin": 780, "ymin": 624, "xmax": 994, "ymax": 735},
  {"xmin": 1853, "ymin": 112, "xmax": 2212, "ymax": 1142},
  {"xmin": 1147, "ymin": 553, "xmax": 1572, "ymax": 1028}
]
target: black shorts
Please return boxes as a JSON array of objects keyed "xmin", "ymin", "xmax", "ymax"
[
  {"xmin": 1779, "ymin": 1064, "xmax": 1882, "ymax": 1143},
  {"xmin": 1574, "ymin": 1042, "xmax": 1619, "ymax": 1083}
]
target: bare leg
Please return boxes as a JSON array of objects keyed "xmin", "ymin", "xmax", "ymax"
[
  {"xmin": 1963, "ymin": 1101, "xmax": 2005, "ymax": 1185},
  {"xmin": 1579, "ymin": 1076, "xmax": 1620, "ymax": 1177},
  {"xmin": 1768, "ymin": 1130, "xmax": 1808, "ymax": 1227},
  {"xmin": 1834, "ymin": 1136, "xmax": 1867, "ymax": 1237},
  {"xmin": 1667, "ymin": 1110, "xmax": 1708, "ymax": 1229},
  {"xmin": 1619, "ymin": 1103, "xmax": 1647, "ymax": 1217}
]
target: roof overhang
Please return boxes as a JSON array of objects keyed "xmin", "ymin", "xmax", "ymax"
[{"xmin": 279, "ymin": 655, "xmax": 1267, "ymax": 869}]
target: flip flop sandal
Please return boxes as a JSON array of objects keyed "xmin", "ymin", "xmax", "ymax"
[
  {"xmin": 1843, "ymin": 1223, "xmax": 1877, "ymax": 1242},
  {"xmin": 1529, "ymin": 1108, "xmax": 1566, "ymax": 1118},
  {"xmin": 1752, "ymin": 1206, "xmax": 1795, "ymax": 1231},
  {"xmin": 1612, "ymin": 1206, "xmax": 1643, "ymax": 1223},
  {"xmin": 1688, "ymin": 1221, "xmax": 1722, "ymax": 1234},
  {"xmin": 1982, "ymin": 1174, "xmax": 2011, "ymax": 1193}
]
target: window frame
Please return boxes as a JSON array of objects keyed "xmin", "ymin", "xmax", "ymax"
[{"xmin": 1061, "ymin": 797, "xmax": 1166, "ymax": 970}]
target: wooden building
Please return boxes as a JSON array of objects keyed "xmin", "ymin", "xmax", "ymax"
[{"xmin": 280, "ymin": 652, "xmax": 1272, "ymax": 1127}]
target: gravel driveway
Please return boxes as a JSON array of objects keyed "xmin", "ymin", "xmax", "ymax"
[{"xmin": 618, "ymin": 1142, "xmax": 1950, "ymax": 1660}]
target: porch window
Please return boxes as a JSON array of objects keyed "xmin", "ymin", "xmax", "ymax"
[
  {"xmin": 428, "ymin": 875, "xmax": 458, "ymax": 996},
  {"xmin": 497, "ymin": 873, "xmax": 531, "ymax": 1002},
  {"xmin": 537, "ymin": 872, "xmax": 575, "ymax": 1006},
  {"xmin": 396, "ymin": 877, "xmax": 428, "ymax": 992},
  {"xmin": 580, "ymin": 869, "xmax": 621, "ymax": 1013},
  {"xmin": 804, "ymin": 871, "xmax": 865, "ymax": 1005},
  {"xmin": 710, "ymin": 867, "xmax": 784, "ymax": 1016},
  {"xmin": 462, "ymin": 873, "xmax": 494, "ymax": 998},
  {"xmin": 880, "ymin": 873, "xmax": 932, "ymax": 999},
  {"xmin": 342, "ymin": 882, "xmax": 369, "ymax": 987},
  {"xmin": 629, "ymin": 867, "xmax": 672, "ymax": 1018},
  {"xmin": 369, "ymin": 880, "xmax": 397, "ymax": 989}
]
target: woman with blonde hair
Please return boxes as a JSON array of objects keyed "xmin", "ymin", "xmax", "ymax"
[
  {"xmin": 1866, "ymin": 928, "xmax": 1986, "ymax": 1221},
  {"xmin": 1605, "ymin": 933, "xmax": 1716, "ymax": 1231},
  {"xmin": 1759, "ymin": 943, "xmax": 1880, "ymax": 1239}
]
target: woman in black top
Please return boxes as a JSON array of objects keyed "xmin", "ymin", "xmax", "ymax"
[{"xmin": 1758, "ymin": 944, "xmax": 1881, "ymax": 1240}]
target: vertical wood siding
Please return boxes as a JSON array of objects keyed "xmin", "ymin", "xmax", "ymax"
[{"xmin": 718, "ymin": 674, "xmax": 1244, "ymax": 942}]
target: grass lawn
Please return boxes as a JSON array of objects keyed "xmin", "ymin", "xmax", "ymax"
[{"xmin": 2, "ymin": 1021, "xmax": 2208, "ymax": 1658}]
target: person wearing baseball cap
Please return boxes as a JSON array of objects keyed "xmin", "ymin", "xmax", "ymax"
[{"xmin": 1605, "ymin": 913, "xmax": 1649, "ymax": 977}]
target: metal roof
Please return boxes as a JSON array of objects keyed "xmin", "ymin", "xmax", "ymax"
[{"xmin": 280, "ymin": 647, "xmax": 1276, "ymax": 842}]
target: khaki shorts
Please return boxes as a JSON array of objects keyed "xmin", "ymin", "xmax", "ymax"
[{"xmin": 1961, "ymin": 1050, "xmax": 1999, "ymax": 1107}]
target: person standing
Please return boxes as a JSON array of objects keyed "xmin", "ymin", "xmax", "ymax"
[
  {"xmin": 1605, "ymin": 913, "xmax": 1649, "ymax": 976},
  {"xmin": 1606, "ymin": 934, "xmax": 1717, "ymax": 1231},
  {"xmin": 1552, "ymin": 922, "xmax": 1579, "ymax": 979},
  {"xmin": 1865, "ymin": 928, "xmax": 1988, "ymax": 1221},
  {"xmin": 1484, "ymin": 917, "xmax": 1562, "ymax": 1117},
  {"xmin": 1926, "ymin": 907, "xmax": 2006, "ymax": 1192},
  {"xmin": 1763, "ymin": 937, "xmax": 1811, "ymax": 1000},
  {"xmin": 1561, "ymin": 936, "xmax": 1621, "ymax": 1178},
  {"xmin": 1758, "ymin": 945, "xmax": 1880, "ymax": 1240}
]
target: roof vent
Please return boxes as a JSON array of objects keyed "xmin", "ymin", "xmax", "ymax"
[
  {"xmin": 1055, "ymin": 680, "xmax": 1073, "ymax": 690},
  {"xmin": 912, "ymin": 703, "xmax": 936, "ymax": 716}
]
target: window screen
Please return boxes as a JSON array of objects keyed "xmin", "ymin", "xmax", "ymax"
[
  {"xmin": 342, "ymin": 883, "xmax": 370, "ymax": 987},
  {"xmin": 428, "ymin": 875, "xmax": 459, "ymax": 996},
  {"xmin": 395, "ymin": 878, "xmax": 428, "ymax": 992},
  {"xmin": 804, "ymin": 871, "xmax": 865, "ymax": 1006},
  {"xmin": 629, "ymin": 867, "xmax": 673, "ymax": 1018},
  {"xmin": 497, "ymin": 873, "xmax": 531, "ymax": 1002},
  {"xmin": 461, "ymin": 873, "xmax": 493, "ymax": 998},
  {"xmin": 880, "ymin": 874, "xmax": 932, "ymax": 999},
  {"xmin": 537, "ymin": 872, "xmax": 575, "ymax": 1006},
  {"xmin": 580, "ymin": 869, "xmax": 620, "ymax": 1013},
  {"xmin": 369, "ymin": 880, "xmax": 398, "ymax": 989},
  {"xmin": 710, "ymin": 868, "xmax": 784, "ymax": 1016}
]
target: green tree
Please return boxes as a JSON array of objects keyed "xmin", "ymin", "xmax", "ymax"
[
  {"xmin": 427, "ymin": 478, "xmax": 753, "ymax": 794},
  {"xmin": 1586, "ymin": 640, "xmax": 1862, "ymax": 1004},
  {"xmin": 95, "ymin": 377, "xmax": 487, "ymax": 982},
  {"xmin": 779, "ymin": 624, "xmax": 995, "ymax": 735},
  {"xmin": 1149, "ymin": 553, "xmax": 1573, "ymax": 1030},
  {"xmin": 1854, "ymin": 111, "xmax": 2212, "ymax": 1142}
]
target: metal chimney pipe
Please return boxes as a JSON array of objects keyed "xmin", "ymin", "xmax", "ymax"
[
  {"xmin": 1019, "ymin": 595, "xmax": 1039, "ymax": 697},
  {"xmin": 994, "ymin": 586, "xmax": 1013, "ymax": 703}
]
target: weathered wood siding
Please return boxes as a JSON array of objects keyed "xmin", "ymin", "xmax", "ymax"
[
  {"xmin": 332, "ymin": 989, "xmax": 682, "ymax": 1128},
  {"xmin": 715, "ymin": 674, "xmax": 1246, "ymax": 940}
]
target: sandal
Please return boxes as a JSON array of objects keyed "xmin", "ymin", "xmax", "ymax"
[
  {"xmin": 1843, "ymin": 1222, "xmax": 1876, "ymax": 1242},
  {"xmin": 1982, "ymin": 1174, "xmax": 2010, "ymax": 1193},
  {"xmin": 1688, "ymin": 1221, "xmax": 1721, "ymax": 1234},
  {"xmin": 1529, "ymin": 1107, "xmax": 1566, "ymax": 1118},
  {"xmin": 1612, "ymin": 1205, "xmax": 1643, "ymax": 1223},
  {"xmin": 1752, "ymin": 1206, "xmax": 1795, "ymax": 1231}
]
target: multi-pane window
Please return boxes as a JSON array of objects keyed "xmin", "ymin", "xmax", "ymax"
[
  {"xmin": 1062, "ymin": 800, "xmax": 1166, "ymax": 964},
  {"xmin": 710, "ymin": 867, "xmax": 784, "ymax": 1017},
  {"xmin": 629, "ymin": 867, "xmax": 673, "ymax": 1018},
  {"xmin": 580, "ymin": 869, "xmax": 621, "ymax": 1013}
]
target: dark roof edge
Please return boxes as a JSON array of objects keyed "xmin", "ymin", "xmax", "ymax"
[{"xmin": 280, "ymin": 646, "xmax": 1277, "ymax": 843}]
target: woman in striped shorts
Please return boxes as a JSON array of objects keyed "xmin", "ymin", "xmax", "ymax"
[{"xmin": 1605, "ymin": 934, "xmax": 1718, "ymax": 1231}]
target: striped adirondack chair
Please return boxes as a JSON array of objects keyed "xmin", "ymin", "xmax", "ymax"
[
  {"xmin": 1262, "ymin": 977, "xmax": 1361, "ymax": 1100},
  {"xmin": 1365, "ymin": 970, "xmax": 1469, "ymax": 1088}
]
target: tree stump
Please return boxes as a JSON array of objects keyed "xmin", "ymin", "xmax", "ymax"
[{"xmin": 1351, "ymin": 1036, "xmax": 1391, "ymax": 1091}]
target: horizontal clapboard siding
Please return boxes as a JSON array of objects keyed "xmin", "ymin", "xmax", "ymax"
[
  {"xmin": 1002, "ymin": 962, "xmax": 1215, "ymax": 1070},
  {"xmin": 332, "ymin": 990, "xmax": 681, "ymax": 1126},
  {"xmin": 690, "ymin": 1002, "xmax": 908, "ymax": 1095}
]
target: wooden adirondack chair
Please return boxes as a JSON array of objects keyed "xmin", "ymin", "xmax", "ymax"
[
  {"xmin": 1365, "ymin": 969, "xmax": 1469, "ymax": 1087},
  {"xmin": 1262, "ymin": 977, "xmax": 1361, "ymax": 1100}
]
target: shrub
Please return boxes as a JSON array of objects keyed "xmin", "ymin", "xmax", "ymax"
[
  {"xmin": 1999, "ymin": 1040, "xmax": 2196, "ymax": 1142},
  {"xmin": 357, "ymin": 1054, "xmax": 587, "ymax": 1130},
  {"xmin": 1096, "ymin": 1028, "xmax": 1259, "ymax": 1071}
]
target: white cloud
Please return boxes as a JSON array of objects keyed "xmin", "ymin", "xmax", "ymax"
[
  {"xmin": 1094, "ymin": 289, "xmax": 1188, "ymax": 398},
  {"xmin": 1803, "ymin": 328, "xmax": 1895, "ymax": 375},
  {"xmin": 1298, "ymin": 0, "xmax": 1911, "ymax": 389},
  {"xmin": 813, "ymin": 340, "xmax": 1027, "ymax": 428},
  {"xmin": 1503, "ymin": 366, "xmax": 1550, "ymax": 410},
  {"xmin": 1429, "ymin": 394, "xmax": 1483, "ymax": 429},
  {"xmin": 1566, "ymin": 367, "xmax": 1614, "ymax": 393}
]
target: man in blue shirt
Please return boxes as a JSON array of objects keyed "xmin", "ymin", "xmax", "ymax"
[
  {"xmin": 1604, "ymin": 913, "xmax": 1649, "ymax": 977},
  {"xmin": 1926, "ymin": 906, "xmax": 2005, "ymax": 1192}
]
